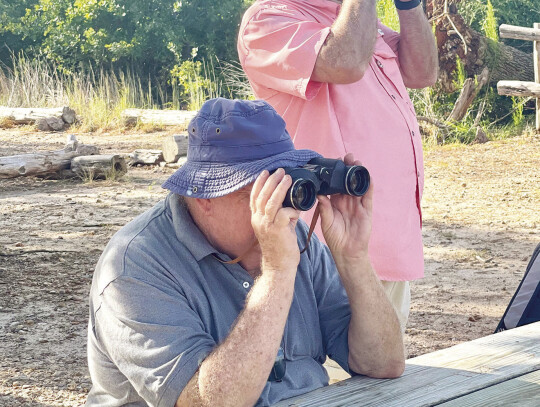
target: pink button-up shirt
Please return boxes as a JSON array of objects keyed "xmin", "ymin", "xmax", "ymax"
[{"xmin": 238, "ymin": 0, "xmax": 424, "ymax": 281}]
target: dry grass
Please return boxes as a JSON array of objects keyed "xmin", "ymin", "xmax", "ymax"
[{"xmin": 0, "ymin": 117, "xmax": 16, "ymax": 129}]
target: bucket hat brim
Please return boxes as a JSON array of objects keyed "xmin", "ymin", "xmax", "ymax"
[{"xmin": 162, "ymin": 149, "xmax": 321, "ymax": 199}]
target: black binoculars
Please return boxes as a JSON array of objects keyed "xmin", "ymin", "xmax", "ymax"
[{"xmin": 282, "ymin": 158, "xmax": 370, "ymax": 211}]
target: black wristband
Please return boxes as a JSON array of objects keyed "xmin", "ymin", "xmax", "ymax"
[{"xmin": 394, "ymin": 0, "xmax": 421, "ymax": 11}]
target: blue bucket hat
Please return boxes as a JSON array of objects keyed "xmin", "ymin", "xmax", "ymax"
[{"xmin": 162, "ymin": 98, "xmax": 321, "ymax": 199}]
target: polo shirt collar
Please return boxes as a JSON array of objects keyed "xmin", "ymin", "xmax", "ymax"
[{"xmin": 167, "ymin": 193, "xmax": 217, "ymax": 261}]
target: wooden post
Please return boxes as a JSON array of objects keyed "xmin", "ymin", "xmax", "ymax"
[
  {"xmin": 500, "ymin": 24, "xmax": 540, "ymax": 41},
  {"xmin": 497, "ymin": 81, "xmax": 540, "ymax": 97},
  {"xmin": 162, "ymin": 134, "xmax": 188, "ymax": 163},
  {"xmin": 534, "ymin": 23, "xmax": 539, "ymax": 132}
]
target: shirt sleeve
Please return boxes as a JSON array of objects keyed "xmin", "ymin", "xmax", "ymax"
[
  {"xmin": 308, "ymin": 234, "xmax": 357, "ymax": 375},
  {"xmin": 95, "ymin": 273, "xmax": 216, "ymax": 407},
  {"xmin": 378, "ymin": 21, "xmax": 400, "ymax": 57},
  {"xmin": 239, "ymin": 5, "xmax": 331, "ymax": 100}
]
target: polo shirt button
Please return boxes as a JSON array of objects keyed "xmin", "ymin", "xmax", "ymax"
[
  {"xmin": 378, "ymin": 29, "xmax": 385, "ymax": 36},
  {"xmin": 412, "ymin": 131, "xmax": 415, "ymax": 136},
  {"xmin": 391, "ymin": 95, "xmax": 396, "ymax": 99},
  {"xmin": 243, "ymin": 281, "xmax": 250, "ymax": 289},
  {"xmin": 377, "ymin": 60, "xmax": 384, "ymax": 69}
]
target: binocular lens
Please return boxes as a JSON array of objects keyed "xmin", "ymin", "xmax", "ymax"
[
  {"xmin": 345, "ymin": 166, "xmax": 370, "ymax": 196},
  {"xmin": 290, "ymin": 179, "xmax": 317, "ymax": 211}
]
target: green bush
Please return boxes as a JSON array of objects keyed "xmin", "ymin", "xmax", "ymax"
[{"xmin": 1, "ymin": 0, "xmax": 249, "ymax": 76}]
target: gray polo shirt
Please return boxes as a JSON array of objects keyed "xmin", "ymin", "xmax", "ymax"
[{"xmin": 86, "ymin": 193, "xmax": 354, "ymax": 407}]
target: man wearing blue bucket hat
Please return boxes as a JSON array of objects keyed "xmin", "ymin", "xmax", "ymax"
[{"xmin": 86, "ymin": 98, "xmax": 404, "ymax": 407}]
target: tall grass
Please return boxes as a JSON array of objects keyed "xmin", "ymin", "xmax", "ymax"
[
  {"xmin": 65, "ymin": 69, "xmax": 157, "ymax": 131},
  {"xmin": 0, "ymin": 53, "xmax": 67, "ymax": 107},
  {"xmin": 483, "ymin": 0, "xmax": 499, "ymax": 42}
]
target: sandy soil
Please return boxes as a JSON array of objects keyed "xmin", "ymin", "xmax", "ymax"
[{"xmin": 0, "ymin": 128, "xmax": 539, "ymax": 406}]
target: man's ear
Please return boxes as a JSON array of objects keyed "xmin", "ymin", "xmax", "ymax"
[{"xmin": 193, "ymin": 198, "xmax": 212, "ymax": 215}]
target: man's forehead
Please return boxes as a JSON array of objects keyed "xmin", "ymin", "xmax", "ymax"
[{"xmin": 237, "ymin": 183, "xmax": 254, "ymax": 195}]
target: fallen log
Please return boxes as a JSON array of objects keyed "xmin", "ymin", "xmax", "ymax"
[
  {"xmin": 71, "ymin": 155, "xmax": 127, "ymax": 180},
  {"xmin": 0, "ymin": 106, "xmax": 77, "ymax": 126},
  {"xmin": 122, "ymin": 109, "xmax": 197, "ymax": 127},
  {"xmin": 0, "ymin": 135, "xmax": 99, "ymax": 179},
  {"xmin": 36, "ymin": 117, "xmax": 65, "ymax": 132},
  {"xmin": 129, "ymin": 149, "xmax": 164, "ymax": 165},
  {"xmin": 162, "ymin": 134, "xmax": 188, "ymax": 163}
]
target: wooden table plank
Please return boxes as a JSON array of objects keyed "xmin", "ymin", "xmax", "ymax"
[
  {"xmin": 275, "ymin": 322, "xmax": 540, "ymax": 407},
  {"xmin": 438, "ymin": 370, "xmax": 540, "ymax": 407}
]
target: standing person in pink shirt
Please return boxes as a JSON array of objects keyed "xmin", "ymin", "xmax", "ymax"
[{"xmin": 238, "ymin": 0, "xmax": 438, "ymax": 331}]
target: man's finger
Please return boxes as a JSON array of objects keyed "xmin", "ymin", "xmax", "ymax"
[
  {"xmin": 251, "ymin": 170, "xmax": 269, "ymax": 212},
  {"xmin": 255, "ymin": 168, "xmax": 285, "ymax": 214},
  {"xmin": 362, "ymin": 180, "xmax": 374, "ymax": 213},
  {"xmin": 265, "ymin": 173, "xmax": 292, "ymax": 219},
  {"xmin": 344, "ymin": 153, "xmax": 355, "ymax": 166},
  {"xmin": 316, "ymin": 195, "xmax": 334, "ymax": 232}
]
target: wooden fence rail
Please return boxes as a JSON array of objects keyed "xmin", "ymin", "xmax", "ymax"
[{"xmin": 498, "ymin": 23, "xmax": 540, "ymax": 132}]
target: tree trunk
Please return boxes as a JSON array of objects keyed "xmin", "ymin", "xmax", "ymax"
[
  {"xmin": 426, "ymin": 0, "xmax": 534, "ymax": 92},
  {"xmin": 0, "ymin": 136, "xmax": 99, "ymax": 179},
  {"xmin": 71, "ymin": 155, "xmax": 127, "ymax": 180},
  {"xmin": 162, "ymin": 134, "xmax": 189, "ymax": 163},
  {"xmin": 0, "ymin": 106, "xmax": 77, "ymax": 126},
  {"xmin": 122, "ymin": 109, "xmax": 197, "ymax": 127}
]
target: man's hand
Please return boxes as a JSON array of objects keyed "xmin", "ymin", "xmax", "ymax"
[
  {"xmin": 317, "ymin": 153, "xmax": 373, "ymax": 261},
  {"xmin": 177, "ymin": 170, "xmax": 300, "ymax": 407},
  {"xmin": 251, "ymin": 169, "xmax": 301, "ymax": 274},
  {"xmin": 315, "ymin": 154, "xmax": 405, "ymax": 378}
]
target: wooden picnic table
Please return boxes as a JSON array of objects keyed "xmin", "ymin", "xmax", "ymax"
[{"xmin": 275, "ymin": 321, "xmax": 540, "ymax": 406}]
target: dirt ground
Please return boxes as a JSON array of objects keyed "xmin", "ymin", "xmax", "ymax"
[{"xmin": 0, "ymin": 128, "xmax": 539, "ymax": 406}]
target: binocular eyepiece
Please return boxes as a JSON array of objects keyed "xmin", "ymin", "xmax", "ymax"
[{"xmin": 281, "ymin": 157, "xmax": 370, "ymax": 211}]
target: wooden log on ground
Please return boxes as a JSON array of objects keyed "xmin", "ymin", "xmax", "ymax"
[
  {"xmin": 500, "ymin": 24, "xmax": 540, "ymax": 42},
  {"xmin": 448, "ymin": 67, "xmax": 489, "ymax": 122},
  {"xmin": 0, "ymin": 135, "xmax": 99, "ymax": 179},
  {"xmin": 122, "ymin": 109, "xmax": 197, "ymax": 127},
  {"xmin": 162, "ymin": 134, "xmax": 189, "ymax": 163},
  {"xmin": 0, "ymin": 106, "xmax": 77, "ymax": 126},
  {"xmin": 36, "ymin": 117, "xmax": 65, "ymax": 132},
  {"xmin": 129, "ymin": 149, "xmax": 164, "ymax": 165},
  {"xmin": 71, "ymin": 155, "xmax": 127, "ymax": 180},
  {"xmin": 165, "ymin": 157, "xmax": 188, "ymax": 169},
  {"xmin": 497, "ymin": 81, "xmax": 540, "ymax": 97}
]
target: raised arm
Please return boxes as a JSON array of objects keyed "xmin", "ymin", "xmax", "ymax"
[
  {"xmin": 312, "ymin": 0, "xmax": 378, "ymax": 84},
  {"xmin": 396, "ymin": 1, "xmax": 438, "ymax": 88},
  {"xmin": 176, "ymin": 169, "xmax": 300, "ymax": 407},
  {"xmin": 317, "ymin": 154, "xmax": 405, "ymax": 378}
]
